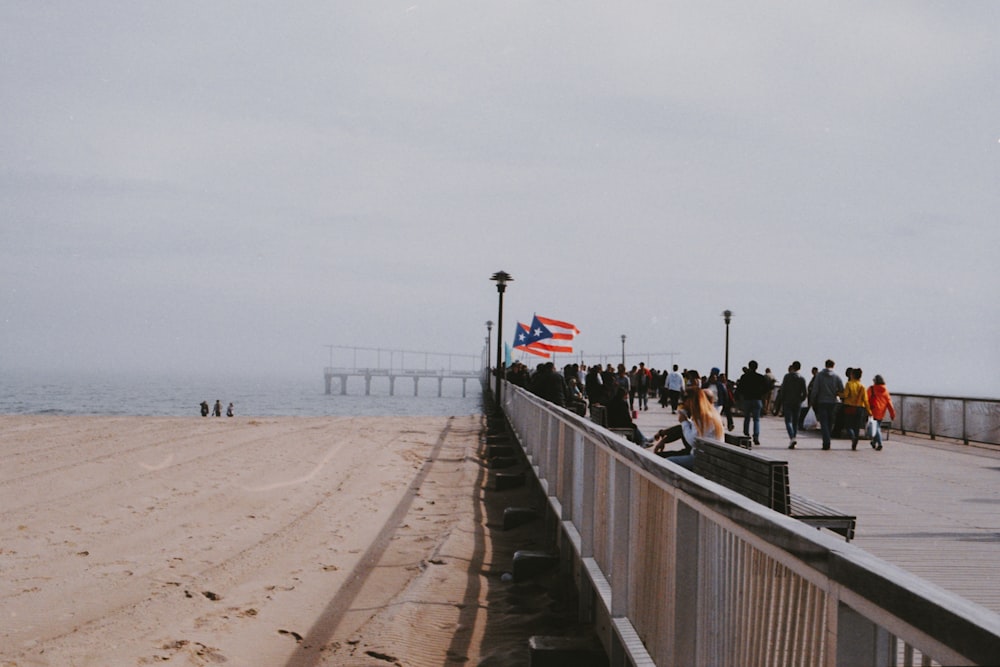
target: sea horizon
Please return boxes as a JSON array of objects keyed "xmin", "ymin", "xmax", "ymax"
[{"xmin": 0, "ymin": 367, "xmax": 486, "ymax": 418}]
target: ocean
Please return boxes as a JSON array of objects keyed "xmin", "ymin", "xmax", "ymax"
[{"xmin": 0, "ymin": 369, "xmax": 486, "ymax": 418}]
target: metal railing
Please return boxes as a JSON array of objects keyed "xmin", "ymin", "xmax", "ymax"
[
  {"xmin": 500, "ymin": 381, "xmax": 1000, "ymax": 666},
  {"xmin": 892, "ymin": 394, "xmax": 1000, "ymax": 446}
]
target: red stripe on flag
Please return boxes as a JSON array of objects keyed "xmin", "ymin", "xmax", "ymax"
[
  {"xmin": 536, "ymin": 316, "xmax": 580, "ymax": 334},
  {"xmin": 529, "ymin": 342, "xmax": 574, "ymax": 353}
]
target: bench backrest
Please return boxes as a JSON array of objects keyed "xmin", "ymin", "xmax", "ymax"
[
  {"xmin": 693, "ymin": 438, "xmax": 791, "ymax": 514},
  {"xmin": 723, "ymin": 432, "xmax": 753, "ymax": 450},
  {"xmin": 589, "ymin": 405, "xmax": 607, "ymax": 427}
]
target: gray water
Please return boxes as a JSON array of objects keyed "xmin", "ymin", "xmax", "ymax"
[{"xmin": 0, "ymin": 369, "xmax": 485, "ymax": 417}]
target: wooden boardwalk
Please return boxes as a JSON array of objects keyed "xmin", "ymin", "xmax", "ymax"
[{"xmin": 632, "ymin": 405, "xmax": 1000, "ymax": 616}]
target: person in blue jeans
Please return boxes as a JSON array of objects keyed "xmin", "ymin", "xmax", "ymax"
[
  {"xmin": 736, "ymin": 360, "xmax": 769, "ymax": 445},
  {"xmin": 781, "ymin": 361, "xmax": 808, "ymax": 449},
  {"xmin": 809, "ymin": 359, "xmax": 845, "ymax": 450}
]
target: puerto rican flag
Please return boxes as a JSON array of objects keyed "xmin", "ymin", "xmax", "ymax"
[{"xmin": 513, "ymin": 315, "xmax": 579, "ymax": 358}]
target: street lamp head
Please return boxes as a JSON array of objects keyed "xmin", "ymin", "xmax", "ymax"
[
  {"xmin": 490, "ymin": 271, "xmax": 513, "ymax": 292},
  {"xmin": 723, "ymin": 309, "xmax": 733, "ymax": 324},
  {"xmin": 486, "ymin": 320, "xmax": 494, "ymax": 331},
  {"xmin": 621, "ymin": 334, "xmax": 627, "ymax": 342}
]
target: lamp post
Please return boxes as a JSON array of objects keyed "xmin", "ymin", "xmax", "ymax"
[
  {"xmin": 722, "ymin": 310, "xmax": 733, "ymax": 380},
  {"xmin": 490, "ymin": 271, "xmax": 512, "ymax": 409},
  {"xmin": 621, "ymin": 334, "xmax": 627, "ymax": 366},
  {"xmin": 485, "ymin": 320, "xmax": 494, "ymax": 369}
]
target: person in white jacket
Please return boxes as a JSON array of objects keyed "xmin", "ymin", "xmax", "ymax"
[{"xmin": 650, "ymin": 388, "xmax": 724, "ymax": 468}]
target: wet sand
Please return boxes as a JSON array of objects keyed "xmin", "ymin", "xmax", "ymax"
[{"xmin": 0, "ymin": 415, "xmax": 575, "ymax": 666}]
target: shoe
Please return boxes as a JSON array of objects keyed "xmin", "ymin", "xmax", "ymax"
[
  {"xmin": 870, "ymin": 439, "xmax": 877, "ymax": 449},
  {"xmin": 753, "ymin": 437, "xmax": 760, "ymax": 446},
  {"xmin": 876, "ymin": 444, "xmax": 883, "ymax": 451},
  {"xmin": 822, "ymin": 444, "xmax": 830, "ymax": 450},
  {"xmin": 851, "ymin": 436, "xmax": 858, "ymax": 450},
  {"xmin": 788, "ymin": 440, "xmax": 796, "ymax": 450}
]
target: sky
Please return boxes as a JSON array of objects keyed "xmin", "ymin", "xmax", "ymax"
[{"xmin": 2, "ymin": 2, "xmax": 998, "ymax": 397}]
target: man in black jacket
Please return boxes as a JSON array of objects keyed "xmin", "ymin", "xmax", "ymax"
[
  {"xmin": 736, "ymin": 360, "xmax": 768, "ymax": 445},
  {"xmin": 530, "ymin": 362, "xmax": 567, "ymax": 408}
]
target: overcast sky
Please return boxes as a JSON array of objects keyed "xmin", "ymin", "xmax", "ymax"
[{"xmin": 2, "ymin": 2, "xmax": 998, "ymax": 397}]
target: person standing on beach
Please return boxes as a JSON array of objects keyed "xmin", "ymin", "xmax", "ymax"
[
  {"xmin": 213, "ymin": 400, "xmax": 222, "ymax": 417},
  {"xmin": 200, "ymin": 401, "xmax": 209, "ymax": 417},
  {"xmin": 810, "ymin": 360, "xmax": 844, "ymax": 450},
  {"xmin": 867, "ymin": 374, "xmax": 896, "ymax": 451},
  {"xmin": 226, "ymin": 403, "xmax": 234, "ymax": 417}
]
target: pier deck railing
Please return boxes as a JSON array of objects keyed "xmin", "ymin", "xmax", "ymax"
[
  {"xmin": 892, "ymin": 393, "xmax": 1000, "ymax": 446},
  {"xmin": 500, "ymin": 381, "xmax": 1000, "ymax": 667}
]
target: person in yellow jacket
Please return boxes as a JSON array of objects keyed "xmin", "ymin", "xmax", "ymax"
[
  {"xmin": 866, "ymin": 375, "xmax": 897, "ymax": 451},
  {"xmin": 840, "ymin": 367, "xmax": 870, "ymax": 450}
]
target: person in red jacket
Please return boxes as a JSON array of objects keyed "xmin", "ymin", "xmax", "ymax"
[{"xmin": 867, "ymin": 374, "xmax": 897, "ymax": 451}]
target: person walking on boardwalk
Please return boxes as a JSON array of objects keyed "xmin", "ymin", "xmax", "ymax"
[
  {"xmin": 718, "ymin": 372, "xmax": 736, "ymax": 431},
  {"xmin": 842, "ymin": 368, "xmax": 871, "ymax": 450},
  {"xmin": 663, "ymin": 365, "xmax": 684, "ymax": 413},
  {"xmin": 736, "ymin": 360, "xmax": 769, "ymax": 445},
  {"xmin": 781, "ymin": 361, "xmax": 808, "ymax": 449},
  {"xmin": 867, "ymin": 374, "xmax": 896, "ymax": 451},
  {"xmin": 809, "ymin": 359, "xmax": 844, "ymax": 450},
  {"xmin": 635, "ymin": 362, "xmax": 651, "ymax": 411}
]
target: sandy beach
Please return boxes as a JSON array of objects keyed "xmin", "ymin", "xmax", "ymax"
[{"xmin": 0, "ymin": 415, "xmax": 572, "ymax": 666}]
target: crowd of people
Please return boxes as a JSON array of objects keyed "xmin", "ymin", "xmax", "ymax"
[{"xmin": 504, "ymin": 357, "xmax": 896, "ymax": 455}]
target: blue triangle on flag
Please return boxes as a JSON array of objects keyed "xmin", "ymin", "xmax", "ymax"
[{"xmin": 526, "ymin": 316, "xmax": 554, "ymax": 344}]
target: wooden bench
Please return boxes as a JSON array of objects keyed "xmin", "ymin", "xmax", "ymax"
[
  {"xmin": 723, "ymin": 432, "xmax": 752, "ymax": 450},
  {"xmin": 589, "ymin": 404, "xmax": 607, "ymax": 427},
  {"xmin": 588, "ymin": 404, "xmax": 636, "ymax": 442},
  {"xmin": 610, "ymin": 428, "xmax": 636, "ymax": 442},
  {"xmin": 692, "ymin": 438, "xmax": 856, "ymax": 541}
]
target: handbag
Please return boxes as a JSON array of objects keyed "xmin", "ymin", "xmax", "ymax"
[{"xmin": 865, "ymin": 417, "xmax": 877, "ymax": 439}]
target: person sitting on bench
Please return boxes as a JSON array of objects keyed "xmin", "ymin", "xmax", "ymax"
[
  {"xmin": 649, "ymin": 388, "xmax": 724, "ymax": 469},
  {"xmin": 605, "ymin": 382, "xmax": 649, "ymax": 445}
]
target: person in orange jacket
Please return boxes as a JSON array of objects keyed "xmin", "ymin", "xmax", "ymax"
[{"xmin": 867, "ymin": 375, "xmax": 897, "ymax": 451}]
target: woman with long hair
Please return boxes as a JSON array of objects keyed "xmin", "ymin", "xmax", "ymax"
[
  {"xmin": 650, "ymin": 388, "xmax": 724, "ymax": 468},
  {"xmin": 686, "ymin": 386, "xmax": 725, "ymax": 441}
]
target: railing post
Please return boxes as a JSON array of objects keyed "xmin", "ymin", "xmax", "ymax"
[
  {"xmin": 578, "ymin": 432, "xmax": 595, "ymax": 558},
  {"xmin": 610, "ymin": 459, "xmax": 631, "ymax": 618},
  {"xmin": 963, "ymin": 398, "xmax": 969, "ymax": 445}
]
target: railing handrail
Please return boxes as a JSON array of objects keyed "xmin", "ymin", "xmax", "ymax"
[
  {"xmin": 891, "ymin": 393, "xmax": 1000, "ymax": 446},
  {"xmin": 500, "ymin": 381, "xmax": 1000, "ymax": 666}
]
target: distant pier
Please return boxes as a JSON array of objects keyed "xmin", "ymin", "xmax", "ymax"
[
  {"xmin": 323, "ymin": 366, "xmax": 483, "ymax": 397},
  {"xmin": 322, "ymin": 345, "xmax": 486, "ymax": 397}
]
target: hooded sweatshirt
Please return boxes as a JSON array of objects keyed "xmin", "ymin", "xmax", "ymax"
[{"xmin": 867, "ymin": 384, "xmax": 897, "ymax": 421}]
